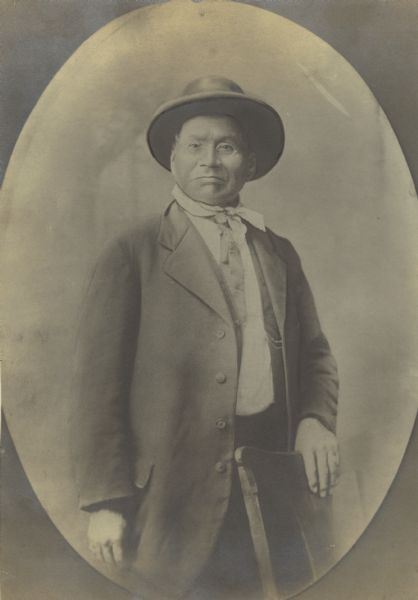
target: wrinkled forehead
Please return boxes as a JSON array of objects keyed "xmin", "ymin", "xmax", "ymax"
[{"xmin": 177, "ymin": 114, "xmax": 248, "ymax": 143}]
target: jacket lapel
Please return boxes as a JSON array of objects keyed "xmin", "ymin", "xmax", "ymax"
[
  {"xmin": 250, "ymin": 227, "xmax": 287, "ymax": 336},
  {"xmin": 159, "ymin": 202, "xmax": 233, "ymax": 325}
]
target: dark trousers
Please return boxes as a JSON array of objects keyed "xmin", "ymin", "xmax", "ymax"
[{"xmin": 187, "ymin": 403, "xmax": 282, "ymax": 600}]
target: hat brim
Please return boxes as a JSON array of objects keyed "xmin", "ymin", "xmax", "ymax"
[{"xmin": 147, "ymin": 92, "xmax": 284, "ymax": 180}]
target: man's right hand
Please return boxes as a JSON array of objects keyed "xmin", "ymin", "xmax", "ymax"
[{"xmin": 87, "ymin": 509, "xmax": 127, "ymax": 566}]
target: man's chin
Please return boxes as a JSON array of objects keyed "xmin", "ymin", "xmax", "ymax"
[
  {"xmin": 194, "ymin": 195, "xmax": 233, "ymax": 207},
  {"xmin": 189, "ymin": 188, "xmax": 233, "ymax": 206}
]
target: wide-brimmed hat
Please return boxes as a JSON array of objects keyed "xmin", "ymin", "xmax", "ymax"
[{"xmin": 147, "ymin": 76, "xmax": 285, "ymax": 180}]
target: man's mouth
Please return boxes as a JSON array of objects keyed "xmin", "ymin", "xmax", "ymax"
[{"xmin": 195, "ymin": 176, "xmax": 225, "ymax": 182}]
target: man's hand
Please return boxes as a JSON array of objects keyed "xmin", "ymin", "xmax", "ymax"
[
  {"xmin": 295, "ymin": 418, "xmax": 339, "ymax": 497},
  {"xmin": 87, "ymin": 509, "xmax": 127, "ymax": 566}
]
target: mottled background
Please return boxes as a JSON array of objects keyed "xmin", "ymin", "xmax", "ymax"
[{"xmin": 1, "ymin": 1, "xmax": 417, "ymax": 599}]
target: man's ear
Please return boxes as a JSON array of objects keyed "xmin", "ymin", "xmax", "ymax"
[
  {"xmin": 246, "ymin": 152, "xmax": 257, "ymax": 180},
  {"xmin": 170, "ymin": 147, "xmax": 176, "ymax": 172},
  {"xmin": 170, "ymin": 134, "xmax": 179, "ymax": 172}
]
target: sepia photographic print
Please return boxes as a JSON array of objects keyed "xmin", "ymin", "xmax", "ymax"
[{"xmin": 1, "ymin": 1, "xmax": 417, "ymax": 599}]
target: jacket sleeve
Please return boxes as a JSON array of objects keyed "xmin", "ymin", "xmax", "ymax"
[
  {"xmin": 71, "ymin": 236, "xmax": 140, "ymax": 511},
  {"xmin": 292, "ymin": 250, "xmax": 339, "ymax": 434}
]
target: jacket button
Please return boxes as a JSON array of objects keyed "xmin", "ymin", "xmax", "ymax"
[
  {"xmin": 216, "ymin": 329, "xmax": 226, "ymax": 339},
  {"xmin": 216, "ymin": 419, "xmax": 227, "ymax": 430},
  {"xmin": 215, "ymin": 372, "xmax": 227, "ymax": 384},
  {"xmin": 215, "ymin": 461, "xmax": 227, "ymax": 473}
]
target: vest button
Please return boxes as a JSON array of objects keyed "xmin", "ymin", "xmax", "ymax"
[
  {"xmin": 216, "ymin": 329, "xmax": 226, "ymax": 339},
  {"xmin": 216, "ymin": 419, "xmax": 227, "ymax": 430},
  {"xmin": 215, "ymin": 372, "xmax": 227, "ymax": 384},
  {"xmin": 215, "ymin": 461, "xmax": 227, "ymax": 473}
]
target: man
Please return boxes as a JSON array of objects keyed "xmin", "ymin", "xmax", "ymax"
[{"xmin": 72, "ymin": 76, "xmax": 339, "ymax": 600}]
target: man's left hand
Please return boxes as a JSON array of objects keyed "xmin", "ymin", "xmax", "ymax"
[{"xmin": 295, "ymin": 418, "xmax": 339, "ymax": 497}]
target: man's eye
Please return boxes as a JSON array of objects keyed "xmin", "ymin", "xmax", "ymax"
[
  {"xmin": 217, "ymin": 143, "xmax": 236, "ymax": 154},
  {"xmin": 187, "ymin": 142, "xmax": 201, "ymax": 151}
]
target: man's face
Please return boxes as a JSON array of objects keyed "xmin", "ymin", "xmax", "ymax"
[{"xmin": 170, "ymin": 115, "xmax": 256, "ymax": 206}]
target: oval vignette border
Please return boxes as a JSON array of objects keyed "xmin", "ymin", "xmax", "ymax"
[{"xmin": 1, "ymin": 1, "xmax": 417, "ymax": 598}]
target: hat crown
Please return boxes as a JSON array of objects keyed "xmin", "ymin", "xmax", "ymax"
[{"xmin": 182, "ymin": 76, "xmax": 244, "ymax": 96}]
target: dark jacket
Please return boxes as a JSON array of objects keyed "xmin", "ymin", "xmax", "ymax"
[{"xmin": 72, "ymin": 200, "xmax": 338, "ymax": 600}]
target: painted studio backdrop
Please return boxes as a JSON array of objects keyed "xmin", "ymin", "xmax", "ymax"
[{"xmin": 1, "ymin": 1, "xmax": 417, "ymax": 597}]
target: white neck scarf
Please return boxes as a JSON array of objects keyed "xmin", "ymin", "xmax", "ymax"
[{"xmin": 172, "ymin": 184, "xmax": 266, "ymax": 237}]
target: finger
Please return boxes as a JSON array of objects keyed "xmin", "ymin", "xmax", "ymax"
[
  {"xmin": 89, "ymin": 542, "xmax": 102, "ymax": 562},
  {"xmin": 315, "ymin": 448, "xmax": 330, "ymax": 497},
  {"xmin": 100, "ymin": 543, "xmax": 116, "ymax": 566},
  {"xmin": 329, "ymin": 444, "xmax": 339, "ymax": 467},
  {"xmin": 327, "ymin": 448, "xmax": 339, "ymax": 489},
  {"xmin": 302, "ymin": 449, "xmax": 318, "ymax": 494},
  {"xmin": 112, "ymin": 540, "xmax": 124, "ymax": 564}
]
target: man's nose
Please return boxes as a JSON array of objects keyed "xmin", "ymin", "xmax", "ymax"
[{"xmin": 199, "ymin": 144, "xmax": 220, "ymax": 167}]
